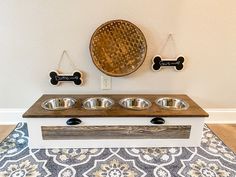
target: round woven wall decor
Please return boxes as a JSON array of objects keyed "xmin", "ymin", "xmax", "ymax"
[{"xmin": 90, "ymin": 19, "xmax": 147, "ymax": 77}]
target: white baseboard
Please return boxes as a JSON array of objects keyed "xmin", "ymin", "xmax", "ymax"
[
  {"xmin": 0, "ymin": 108, "xmax": 235, "ymax": 124},
  {"xmin": 0, "ymin": 109, "xmax": 26, "ymax": 124},
  {"xmin": 204, "ymin": 109, "xmax": 236, "ymax": 124}
]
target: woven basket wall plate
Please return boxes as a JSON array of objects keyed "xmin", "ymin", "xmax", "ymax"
[{"xmin": 90, "ymin": 19, "xmax": 147, "ymax": 77}]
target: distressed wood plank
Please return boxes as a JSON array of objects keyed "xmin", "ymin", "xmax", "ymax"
[{"xmin": 41, "ymin": 125, "xmax": 191, "ymax": 140}]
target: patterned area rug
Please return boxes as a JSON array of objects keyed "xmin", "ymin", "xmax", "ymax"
[{"xmin": 0, "ymin": 123, "xmax": 235, "ymax": 177}]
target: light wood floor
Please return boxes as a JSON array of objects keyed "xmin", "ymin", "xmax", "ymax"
[
  {"xmin": 207, "ymin": 124, "xmax": 236, "ymax": 153},
  {"xmin": 0, "ymin": 125, "xmax": 16, "ymax": 142},
  {"xmin": 0, "ymin": 124, "xmax": 235, "ymax": 152}
]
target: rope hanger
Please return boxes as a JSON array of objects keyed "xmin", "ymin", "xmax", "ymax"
[
  {"xmin": 57, "ymin": 50, "xmax": 79, "ymax": 73},
  {"xmin": 159, "ymin": 34, "xmax": 178, "ymax": 58}
]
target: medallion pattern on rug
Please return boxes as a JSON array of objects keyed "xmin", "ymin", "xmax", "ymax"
[{"xmin": 0, "ymin": 123, "xmax": 235, "ymax": 177}]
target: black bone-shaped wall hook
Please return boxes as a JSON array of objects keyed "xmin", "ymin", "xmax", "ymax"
[
  {"xmin": 152, "ymin": 55, "xmax": 185, "ymax": 71},
  {"xmin": 49, "ymin": 71, "xmax": 83, "ymax": 85}
]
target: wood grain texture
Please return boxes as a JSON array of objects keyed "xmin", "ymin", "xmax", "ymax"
[
  {"xmin": 208, "ymin": 124, "xmax": 236, "ymax": 153},
  {"xmin": 23, "ymin": 94, "xmax": 209, "ymax": 118},
  {"xmin": 41, "ymin": 125, "xmax": 191, "ymax": 140}
]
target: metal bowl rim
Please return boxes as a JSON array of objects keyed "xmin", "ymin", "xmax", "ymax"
[
  {"xmin": 119, "ymin": 97, "xmax": 152, "ymax": 110},
  {"xmin": 82, "ymin": 97, "xmax": 115, "ymax": 110},
  {"xmin": 155, "ymin": 97, "xmax": 189, "ymax": 110},
  {"xmin": 41, "ymin": 97, "xmax": 77, "ymax": 111}
]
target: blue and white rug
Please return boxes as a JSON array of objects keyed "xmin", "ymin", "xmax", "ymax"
[{"xmin": 0, "ymin": 123, "xmax": 235, "ymax": 177}]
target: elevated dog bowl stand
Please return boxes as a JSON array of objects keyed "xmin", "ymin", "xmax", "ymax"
[{"xmin": 23, "ymin": 94, "xmax": 208, "ymax": 149}]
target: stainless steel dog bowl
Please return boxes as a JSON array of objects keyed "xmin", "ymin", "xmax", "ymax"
[
  {"xmin": 82, "ymin": 97, "xmax": 114, "ymax": 110},
  {"xmin": 41, "ymin": 97, "xmax": 77, "ymax": 111},
  {"xmin": 119, "ymin": 97, "xmax": 152, "ymax": 110},
  {"xmin": 155, "ymin": 97, "xmax": 189, "ymax": 110}
]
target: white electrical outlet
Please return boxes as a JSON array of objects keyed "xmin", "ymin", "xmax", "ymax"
[{"xmin": 101, "ymin": 75, "xmax": 112, "ymax": 90}]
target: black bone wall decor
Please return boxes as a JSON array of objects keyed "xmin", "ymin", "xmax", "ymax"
[
  {"xmin": 152, "ymin": 55, "xmax": 185, "ymax": 71},
  {"xmin": 49, "ymin": 50, "xmax": 84, "ymax": 86},
  {"xmin": 50, "ymin": 71, "xmax": 83, "ymax": 85}
]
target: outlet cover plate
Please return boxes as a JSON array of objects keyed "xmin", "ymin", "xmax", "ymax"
[{"xmin": 101, "ymin": 75, "xmax": 112, "ymax": 90}]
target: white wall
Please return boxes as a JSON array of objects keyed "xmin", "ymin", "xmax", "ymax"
[{"xmin": 0, "ymin": 0, "xmax": 235, "ymax": 108}]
